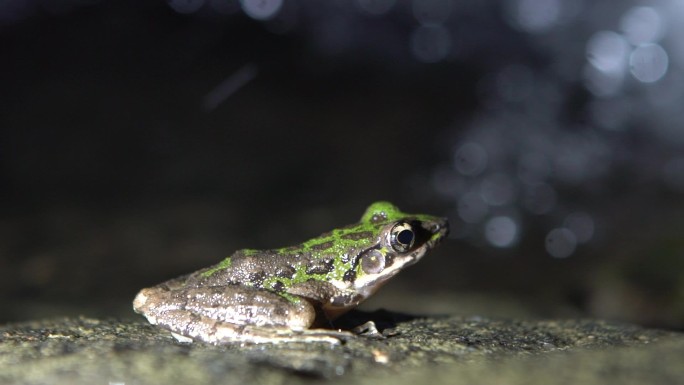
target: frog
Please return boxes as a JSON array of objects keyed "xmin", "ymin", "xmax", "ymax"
[{"xmin": 133, "ymin": 201, "xmax": 448, "ymax": 344}]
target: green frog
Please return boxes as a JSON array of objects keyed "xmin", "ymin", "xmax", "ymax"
[{"xmin": 133, "ymin": 201, "xmax": 448, "ymax": 344}]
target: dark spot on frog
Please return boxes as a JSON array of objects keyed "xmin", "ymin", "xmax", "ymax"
[
  {"xmin": 275, "ymin": 265, "xmax": 296, "ymax": 279},
  {"xmin": 342, "ymin": 269, "xmax": 356, "ymax": 282},
  {"xmin": 306, "ymin": 258, "xmax": 334, "ymax": 275},
  {"xmin": 271, "ymin": 281, "xmax": 285, "ymax": 292},
  {"xmin": 248, "ymin": 272, "xmax": 266, "ymax": 286},
  {"xmin": 341, "ymin": 231, "xmax": 374, "ymax": 241}
]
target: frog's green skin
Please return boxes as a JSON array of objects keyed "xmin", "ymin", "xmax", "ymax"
[{"xmin": 133, "ymin": 202, "xmax": 448, "ymax": 344}]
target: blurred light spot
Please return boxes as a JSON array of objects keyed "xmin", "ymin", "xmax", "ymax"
[
  {"xmin": 496, "ymin": 64, "xmax": 533, "ymax": 102},
  {"xmin": 563, "ymin": 212, "xmax": 594, "ymax": 243},
  {"xmin": 410, "ymin": 25, "xmax": 451, "ymax": 63},
  {"xmin": 517, "ymin": 152, "xmax": 551, "ymax": 183},
  {"xmin": 662, "ymin": 157, "xmax": 684, "ymax": 192},
  {"xmin": 356, "ymin": 0, "xmax": 395, "ymax": 16},
  {"xmin": 412, "ymin": 0, "xmax": 452, "ymax": 25},
  {"xmin": 508, "ymin": 0, "xmax": 561, "ymax": 33},
  {"xmin": 629, "ymin": 43, "xmax": 668, "ymax": 83},
  {"xmin": 583, "ymin": 63, "xmax": 625, "ymax": 97},
  {"xmin": 203, "ymin": 64, "xmax": 259, "ymax": 111},
  {"xmin": 620, "ymin": 6, "xmax": 664, "ymax": 45},
  {"xmin": 169, "ymin": 0, "xmax": 205, "ymax": 14},
  {"xmin": 209, "ymin": 0, "xmax": 241, "ymax": 14},
  {"xmin": 485, "ymin": 216, "xmax": 519, "ymax": 248},
  {"xmin": 241, "ymin": 0, "xmax": 283, "ymax": 20},
  {"xmin": 480, "ymin": 173, "xmax": 517, "ymax": 206},
  {"xmin": 522, "ymin": 183, "xmax": 557, "ymax": 215},
  {"xmin": 431, "ymin": 166, "xmax": 465, "ymax": 197},
  {"xmin": 458, "ymin": 192, "xmax": 489, "ymax": 223},
  {"xmin": 453, "ymin": 142, "xmax": 487, "ymax": 176},
  {"xmin": 586, "ymin": 31, "xmax": 629, "ymax": 74},
  {"xmin": 545, "ymin": 228, "xmax": 577, "ymax": 258}
]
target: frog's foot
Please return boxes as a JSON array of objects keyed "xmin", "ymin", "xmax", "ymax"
[{"xmin": 351, "ymin": 321, "xmax": 385, "ymax": 339}]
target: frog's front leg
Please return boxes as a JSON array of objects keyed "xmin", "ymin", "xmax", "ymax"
[{"xmin": 133, "ymin": 284, "xmax": 353, "ymax": 344}]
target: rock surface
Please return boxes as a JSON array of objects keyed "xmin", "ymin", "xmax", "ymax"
[{"xmin": 1, "ymin": 313, "xmax": 682, "ymax": 385}]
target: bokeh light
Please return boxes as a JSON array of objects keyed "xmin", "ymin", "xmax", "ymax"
[
  {"xmin": 586, "ymin": 31, "xmax": 629, "ymax": 74},
  {"xmin": 454, "ymin": 142, "xmax": 488, "ymax": 176},
  {"xmin": 410, "ymin": 25, "xmax": 451, "ymax": 63},
  {"xmin": 168, "ymin": 0, "xmax": 205, "ymax": 14},
  {"xmin": 620, "ymin": 6, "xmax": 664, "ymax": 45},
  {"xmin": 240, "ymin": 0, "xmax": 283, "ymax": 20},
  {"xmin": 545, "ymin": 228, "xmax": 577, "ymax": 258},
  {"xmin": 485, "ymin": 216, "xmax": 519, "ymax": 248},
  {"xmin": 629, "ymin": 43, "xmax": 669, "ymax": 83}
]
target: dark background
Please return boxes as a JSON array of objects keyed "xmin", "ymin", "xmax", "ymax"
[{"xmin": 2, "ymin": 0, "xmax": 683, "ymax": 330}]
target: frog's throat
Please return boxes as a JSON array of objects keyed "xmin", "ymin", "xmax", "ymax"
[{"xmin": 352, "ymin": 247, "xmax": 427, "ymax": 299}]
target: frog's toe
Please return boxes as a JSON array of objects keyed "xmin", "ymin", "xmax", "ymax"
[
  {"xmin": 351, "ymin": 321, "xmax": 385, "ymax": 339},
  {"xmin": 171, "ymin": 332, "xmax": 195, "ymax": 343}
]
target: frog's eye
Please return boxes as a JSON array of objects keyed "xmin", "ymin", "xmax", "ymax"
[
  {"xmin": 361, "ymin": 250, "xmax": 386, "ymax": 274},
  {"xmin": 390, "ymin": 222, "xmax": 415, "ymax": 253}
]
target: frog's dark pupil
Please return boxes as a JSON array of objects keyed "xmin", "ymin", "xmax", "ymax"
[{"xmin": 397, "ymin": 229, "xmax": 414, "ymax": 245}]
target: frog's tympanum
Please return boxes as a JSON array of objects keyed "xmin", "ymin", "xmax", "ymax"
[{"xmin": 133, "ymin": 201, "xmax": 448, "ymax": 344}]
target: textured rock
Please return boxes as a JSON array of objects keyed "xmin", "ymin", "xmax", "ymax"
[{"xmin": 0, "ymin": 313, "xmax": 682, "ymax": 385}]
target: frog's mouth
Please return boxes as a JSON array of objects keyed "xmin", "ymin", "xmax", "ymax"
[{"xmin": 424, "ymin": 217, "xmax": 449, "ymax": 249}]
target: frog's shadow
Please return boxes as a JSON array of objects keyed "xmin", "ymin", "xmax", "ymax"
[{"xmin": 331, "ymin": 308, "xmax": 431, "ymax": 332}]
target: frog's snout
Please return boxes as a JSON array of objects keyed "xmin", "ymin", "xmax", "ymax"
[
  {"xmin": 133, "ymin": 289, "xmax": 152, "ymax": 313},
  {"xmin": 425, "ymin": 217, "xmax": 449, "ymax": 246}
]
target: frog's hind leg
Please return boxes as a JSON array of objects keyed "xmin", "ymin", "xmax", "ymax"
[{"xmin": 133, "ymin": 285, "xmax": 353, "ymax": 345}]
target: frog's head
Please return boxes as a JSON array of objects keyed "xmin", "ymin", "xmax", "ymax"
[
  {"xmin": 347, "ymin": 201, "xmax": 449, "ymax": 304},
  {"xmin": 294, "ymin": 201, "xmax": 448, "ymax": 320}
]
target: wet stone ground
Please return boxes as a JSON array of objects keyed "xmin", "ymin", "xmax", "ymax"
[{"xmin": 1, "ymin": 312, "xmax": 683, "ymax": 385}]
